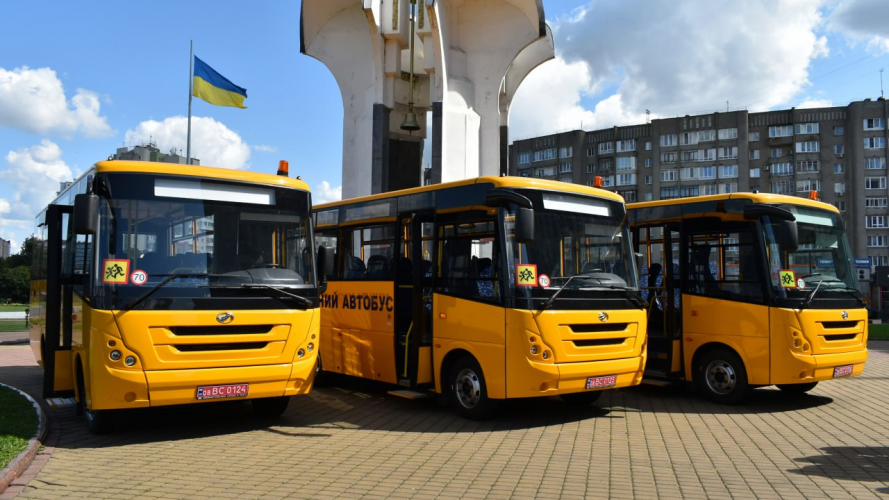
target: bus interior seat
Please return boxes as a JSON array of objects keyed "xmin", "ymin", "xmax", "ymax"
[
  {"xmin": 367, "ymin": 254, "xmax": 389, "ymax": 280},
  {"xmin": 345, "ymin": 256, "xmax": 366, "ymax": 279},
  {"xmin": 476, "ymin": 257, "xmax": 495, "ymax": 298}
]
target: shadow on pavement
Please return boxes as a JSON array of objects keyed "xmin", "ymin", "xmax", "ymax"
[{"xmin": 790, "ymin": 446, "xmax": 889, "ymax": 490}]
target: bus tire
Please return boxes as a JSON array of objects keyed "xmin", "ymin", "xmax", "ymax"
[
  {"xmin": 776, "ymin": 382, "xmax": 818, "ymax": 394},
  {"xmin": 560, "ymin": 391, "xmax": 602, "ymax": 408},
  {"xmin": 695, "ymin": 348, "xmax": 749, "ymax": 404},
  {"xmin": 252, "ymin": 396, "xmax": 290, "ymax": 418},
  {"xmin": 77, "ymin": 364, "xmax": 112, "ymax": 434},
  {"xmin": 313, "ymin": 356, "xmax": 329, "ymax": 387},
  {"xmin": 449, "ymin": 355, "xmax": 497, "ymax": 420}
]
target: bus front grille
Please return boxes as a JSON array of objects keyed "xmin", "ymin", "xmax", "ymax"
[
  {"xmin": 823, "ymin": 334, "xmax": 857, "ymax": 341},
  {"xmin": 169, "ymin": 326, "xmax": 274, "ymax": 336},
  {"xmin": 569, "ymin": 323, "xmax": 629, "ymax": 333},
  {"xmin": 572, "ymin": 338, "xmax": 626, "ymax": 347},
  {"xmin": 820, "ymin": 321, "xmax": 859, "ymax": 329},
  {"xmin": 174, "ymin": 342, "xmax": 269, "ymax": 352}
]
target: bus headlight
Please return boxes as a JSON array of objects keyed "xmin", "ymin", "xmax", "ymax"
[
  {"xmin": 542, "ymin": 351, "xmax": 550, "ymax": 360},
  {"xmin": 530, "ymin": 345, "xmax": 539, "ymax": 355},
  {"xmin": 125, "ymin": 356, "xmax": 136, "ymax": 366},
  {"xmin": 298, "ymin": 349, "xmax": 306, "ymax": 358},
  {"xmin": 307, "ymin": 343, "xmax": 314, "ymax": 352},
  {"xmin": 110, "ymin": 350, "xmax": 122, "ymax": 361}
]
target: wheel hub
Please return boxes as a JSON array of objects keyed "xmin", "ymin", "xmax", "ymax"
[
  {"xmin": 705, "ymin": 360, "xmax": 737, "ymax": 395},
  {"xmin": 455, "ymin": 368, "xmax": 481, "ymax": 409}
]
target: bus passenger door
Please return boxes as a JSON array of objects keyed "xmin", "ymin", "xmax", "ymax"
[
  {"xmin": 43, "ymin": 205, "xmax": 77, "ymax": 398},
  {"xmin": 636, "ymin": 224, "xmax": 682, "ymax": 381},
  {"xmin": 395, "ymin": 213, "xmax": 435, "ymax": 388}
]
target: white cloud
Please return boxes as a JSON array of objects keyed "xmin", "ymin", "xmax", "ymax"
[
  {"xmin": 125, "ymin": 116, "xmax": 250, "ymax": 169},
  {"xmin": 314, "ymin": 181, "xmax": 342, "ymax": 204},
  {"xmin": 797, "ymin": 98, "xmax": 835, "ymax": 109},
  {"xmin": 511, "ymin": 0, "xmax": 830, "ymax": 137},
  {"xmin": 253, "ymin": 144, "xmax": 277, "ymax": 153},
  {"xmin": 829, "ymin": 0, "xmax": 889, "ymax": 53},
  {"xmin": 0, "ymin": 66, "xmax": 113, "ymax": 138},
  {"xmin": 0, "ymin": 140, "xmax": 75, "ymax": 252}
]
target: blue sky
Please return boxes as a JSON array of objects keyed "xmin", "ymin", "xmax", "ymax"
[{"xmin": 2, "ymin": 0, "xmax": 888, "ymax": 253}]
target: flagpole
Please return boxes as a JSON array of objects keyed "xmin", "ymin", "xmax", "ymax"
[{"xmin": 186, "ymin": 40, "xmax": 193, "ymax": 165}]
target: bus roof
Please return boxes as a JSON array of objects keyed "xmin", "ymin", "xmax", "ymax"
[
  {"xmin": 628, "ymin": 192, "xmax": 839, "ymax": 214},
  {"xmin": 315, "ymin": 175, "xmax": 624, "ymax": 210},
  {"xmin": 93, "ymin": 160, "xmax": 311, "ymax": 192}
]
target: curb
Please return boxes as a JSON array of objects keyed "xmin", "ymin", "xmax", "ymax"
[{"xmin": 0, "ymin": 383, "xmax": 47, "ymax": 494}]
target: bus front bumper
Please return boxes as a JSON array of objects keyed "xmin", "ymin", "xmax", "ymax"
[
  {"xmin": 507, "ymin": 355, "xmax": 646, "ymax": 399},
  {"xmin": 773, "ymin": 348, "xmax": 868, "ymax": 385}
]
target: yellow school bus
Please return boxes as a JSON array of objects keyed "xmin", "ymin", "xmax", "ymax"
[
  {"xmin": 628, "ymin": 193, "xmax": 868, "ymax": 403},
  {"xmin": 313, "ymin": 177, "xmax": 647, "ymax": 418},
  {"xmin": 30, "ymin": 160, "xmax": 329, "ymax": 433}
]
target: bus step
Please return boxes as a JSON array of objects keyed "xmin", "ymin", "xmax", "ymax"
[
  {"xmin": 388, "ymin": 390, "xmax": 432, "ymax": 400},
  {"xmin": 641, "ymin": 377, "xmax": 671, "ymax": 387},
  {"xmin": 46, "ymin": 397, "xmax": 76, "ymax": 408}
]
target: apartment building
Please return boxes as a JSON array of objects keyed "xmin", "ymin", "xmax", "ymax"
[{"xmin": 509, "ymin": 98, "xmax": 889, "ymax": 302}]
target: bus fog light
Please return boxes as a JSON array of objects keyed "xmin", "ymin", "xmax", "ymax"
[
  {"xmin": 802, "ymin": 344, "xmax": 809, "ymax": 352},
  {"xmin": 298, "ymin": 349, "xmax": 306, "ymax": 358},
  {"xmin": 110, "ymin": 350, "xmax": 121, "ymax": 361},
  {"xmin": 793, "ymin": 339, "xmax": 801, "ymax": 348},
  {"xmin": 125, "ymin": 356, "xmax": 136, "ymax": 366},
  {"xmin": 530, "ymin": 345, "xmax": 539, "ymax": 355},
  {"xmin": 542, "ymin": 351, "xmax": 550, "ymax": 360},
  {"xmin": 307, "ymin": 343, "xmax": 314, "ymax": 352}
]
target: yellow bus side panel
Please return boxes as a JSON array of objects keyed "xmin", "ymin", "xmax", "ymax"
[
  {"xmin": 681, "ymin": 294, "xmax": 770, "ymax": 385},
  {"xmin": 433, "ymin": 295, "xmax": 506, "ymax": 398},
  {"xmin": 417, "ymin": 346, "xmax": 433, "ymax": 384},
  {"xmin": 53, "ymin": 350, "xmax": 74, "ymax": 392}
]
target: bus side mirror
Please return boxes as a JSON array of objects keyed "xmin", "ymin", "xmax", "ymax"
[
  {"xmin": 73, "ymin": 194, "xmax": 99, "ymax": 235},
  {"xmin": 780, "ymin": 219, "xmax": 799, "ymax": 251},
  {"xmin": 516, "ymin": 207, "xmax": 535, "ymax": 244},
  {"xmin": 317, "ymin": 246, "xmax": 335, "ymax": 293}
]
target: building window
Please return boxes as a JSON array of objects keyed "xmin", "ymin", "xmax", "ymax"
[
  {"xmin": 796, "ymin": 160, "xmax": 819, "ymax": 172},
  {"xmin": 644, "ymin": 175, "xmax": 653, "ymax": 185},
  {"xmin": 644, "ymin": 193, "xmax": 653, "ymax": 201},
  {"xmin": 681, "ymin": 167, "xmax": 698, "ymax": 180},
  {"xmin": 619, "ymin": 190, "xmax": 638, "ymax": 203},
  {"xmin": 702, "ymin": 184, "xmax": 717, "ymax": 195},
  {"xmin": 560, "ymin": 177, "xmax": 573, "ymax": 184},
  {"xmin": 870, "ymin": 255, "xmax": 889, "ymax": 267},
  {"xmin": 834, "ymin": 144, "xmax": 845, "ymax": 156},
  {"xmin": 601, "ymin": 175, "xmax": 614, "ymax": 187},
  {"xmin": 616, "ymin": 156, "xmax": 637, "ymax": 171},
  {"xmin": 536, "ymin": 166, "xmax": 555, "ymax": 177},
  {"xmin": 771, "ymin": 148, "xmax": 783, "ymax": 158},
  {"xmin": 616, "ymin": 140, "xmax": 636, "ymax": 153},
  {"xmin": 866, "ymin": 197, "xmax": 888, "ymax": 209},
  {"xmin": 520, "ymin": 171, "xmax": 531, "ymax": 177},
  {"xmin": 750, "ymin": 168, "xmax": 761, "ymax": 178},
  {"xmin": 864, "ymin": 118, "xmax": 885, "ymax": 130},
  {"xmin": 518, "ymin": 152, "xmax": 531, "ymax": 164},
  {"xmin": 719, "ymin": 182, "xmax": 738, "ymax": 194},
  {"xmin": 616, "ymin": 173, "xmax": 637, "ymax": 186},
  {"xmin": 718, "ymin": 147, "xmax": 738, "ymax": 160},
  {"xmin": 644, "ymin": 158, "xmax": 653, "ymax": 168},
  {"xmin": 699, "ymin": 166, "xmax": 716, "ymax": 179},
  {"xmin": 661, "ymin": 152, "xmax": 678, "ymax": 163},
  {"xmin": 599, "ymin": 158, "xmax": 613, "ymax": 171},
  {"xmin": 682, "ymin": 150, "xmax": 699, "ymax": 162},
  {"xmin": 661, "ymin": 169, "xmax": 677, "ymax": 182},
  {"xmin": 586, "ymin": 147, "xmax": 596, "ymax": 157},
  {"xmin": 699, "ymin": 148, "xmax": 716, "ymax": 161},
  {"xmin": 833, "ymin": 125, "xmax": 844, "ymax": 136},
  {"xmin": 866, "ymin": 216, "xmax": 887, "ymax": 229},
  {"xmin": 865, "ymin": 137, "xmax": 887, "ymax": 149},
  {"xmin": 645, "ymin": 141, "xmax": 652, "ymax": 151},
  {"xmin": 866, "ymin": 176, "xmax": 888, "ymax": 189},
  {"xmin": 586, "ymin": 164, "xmax": 595, "ymax": 173},
  {"xmin": 797, "ymin": 179, "xmax": 820, "ymax": 192},
  {"xmin": 698, "ymin": 130, "xmax": 716, "ymax": 142},
  {"xmin": 795, "ymin": 123, "xmax": 819, "ymax": 134},
  {"xmin": 834, "ymin": 201, "xmax": 846, "ymax": 212},
  {"xmin": 835, "ymin": 182, "xmax": 846, "ymax": 196},
  {"xmin": 680, "ymin": 185, "xmax": 700, "ymax": 197},
  {"xmin": 866, "ymin": 157, "xmax": 887, "ymax": 169},
  {"xmin": 749, "ymin": 132, "xmax": 760, "ymax": 141},
  {"xmin": 660, "ymin": 187, "xmax": 679, "ymax": 199},
  {"xmin": 559, "ymin": 147, "xmax": 573, "ymax": 158},
  {"xmin": 719, "ymin": 165, "xmax": 738, "ymax": 179},
  {"xmin": 599, "ymin": 142, "xmax": 614, "ymax": 154},
  {"xmin": 533, "ymin": 148, "xmax": 557, "ymax": 162},
  {"xmin": 795, "ymin": 141, "xmax": 820, "ymax": 153},
  {"xmin": 718, "ymin": 128, "xmax": 738, "ymax": 140},
  {"xmin": 660, "ymin": 134, "xmax": 677, "ymax": 147},
  {"xmin": 559, "ymin": 162, "xmax": 572, "ymax": 173},
  {"xmin": 771, "ymin": 180, "xmax": 794, "ymax": 194},
  {"xmin": 680, "ymin": 132, "xmax": 699, "ymax": 145},
  {"xmin": 771, "ymin": 162, "xmax": 793, "ymax": 176},
  {"xmin": 749, "ymin": 149, "xmax": 760, "ymax": 160},
  {"xmin": 834, "ymin": 164, "xmax": 845, "ymax": 174},
  {"xmin": 769, "ymin": 125, "xmax": 793, "ymax": 137}
]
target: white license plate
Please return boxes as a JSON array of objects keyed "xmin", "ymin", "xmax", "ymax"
[
  {"xmin": 196, "ymin": 383, "xmax": 249, "ymax": 400},
  {"xmin": 833, "ymin": 365, "xmax": 853, "ymax": 378},
  {"xmin": 586, "ymin": 375, "xmax": 617, "ymax": 389}
]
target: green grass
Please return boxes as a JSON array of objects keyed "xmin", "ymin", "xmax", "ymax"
[
  {"xmin": 869, "ymin": 323, "xmax": 889, "ymax": 339},
  {"xmin": 0, "ymin": 320, "xmax": 26, "ymax": 332},
  {"xmin": 0, "ymin": 386, "xmax": 38, "ymax": 470},
  {"xmin": 0, "ymin": 305, "xmax": 29, "ymax": 312}
]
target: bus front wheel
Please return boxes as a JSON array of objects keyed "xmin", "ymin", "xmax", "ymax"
[
  {"xmin": 449, "ymin": 355, "xmax": 497, "ymax": 420},
  {"xmin": 776, "ymin": 382, "xmax": 818, "ymax": 394},
  {"xmin": 252, "ymin": 396, "xmax": 290, "ymax": 418},
  {"xmin": 696, "ymin": 348, "xmax": 749, "ymax": 404},
  {"xmin": 560, "ymin": 391, "xmax": 602, "ymax": 408}
]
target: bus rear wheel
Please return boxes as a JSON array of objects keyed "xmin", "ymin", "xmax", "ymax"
[
  {"xmin": 77, "ymin": 365, "xmax": 112, "ymax": 434},
  {"xmin": 696, "ymin": 348, "xmax": 749, "ymax": 404},
  {"xmin": 776, "ymin": 382, "xmax": 818, "ymax": 394},
  {"xmin": 449, "ymin": 355, "xmax": 497, "ymax": 420},
  {"xmin": 560, "ymin": 391, "xmax": 602, "ymax": 408},
  {"xmin": 252, "ymin": 396, "xmax": 290, "ymax": 418}
]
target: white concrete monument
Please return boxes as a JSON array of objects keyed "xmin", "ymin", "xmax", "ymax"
[{"xmin": 301, "ymin": 0, "xmax": 553, "ymax": 198}]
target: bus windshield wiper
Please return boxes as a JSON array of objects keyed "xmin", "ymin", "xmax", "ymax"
[
  {"xmin": 540, "ymin": 275, "xmax": 590, "ymax": 310},
  {"xmin": 800, "ymin": 278, "xmax": 835, "ymax": 309},
  {"xmin": 207, "ymin": 283, "xmax": 313, "ymax": 308},
  {"xmin": 122, "ymin": 273, "xmax": 211, "ymax": 310}
]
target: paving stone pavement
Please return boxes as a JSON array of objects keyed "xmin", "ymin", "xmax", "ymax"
[{"xmin": 1, "ymin": 342, "xmax": 888, "ymax": 499}]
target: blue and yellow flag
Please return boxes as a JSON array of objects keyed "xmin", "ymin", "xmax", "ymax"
[{"xmin": 192, "ymin": 56, "xmax": 247, "ymax": 109}]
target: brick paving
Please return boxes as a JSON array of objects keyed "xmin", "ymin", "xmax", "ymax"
[{"xmin": 1, "ymin": 342, "xmax": 888, "ymax": 499}]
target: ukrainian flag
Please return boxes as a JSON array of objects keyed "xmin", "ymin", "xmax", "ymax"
[{"xmin": 192, "ymin": 56, "xmax": 247, "ymax": 109}]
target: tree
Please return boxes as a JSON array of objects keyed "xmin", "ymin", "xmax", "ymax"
[
  {"xmin": 5, "ymin": 235, "xmax": 37, "ymax": 268},
  {"xmin": 0, "ymin": 266, "xmax": 30, "ymax": 304}
]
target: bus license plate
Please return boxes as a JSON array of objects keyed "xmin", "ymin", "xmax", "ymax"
[
  {"xmin": 586, "ymin": 375, "xmax": 617, "ymax": 389},
  {"xmin": 833, "ymin": 365, "xmax": 853, "ymax": 378},
  {"xmin": 196, "ymin": 383, "xmax": 249, "ymax": 400}
]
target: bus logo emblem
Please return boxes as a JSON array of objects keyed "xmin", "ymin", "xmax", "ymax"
[
  {"xmin": 598, "ymin": 312, "xmax": 609, "ymax": 322},
  {"xmin": 217, "ymin": 312, "xmax": 235, "ymax": 324},
  {"xmin": 841, "ymin": 311, "xmax": 848, "ymax": 320}
]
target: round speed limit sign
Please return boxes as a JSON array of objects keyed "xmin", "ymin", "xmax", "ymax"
[{"xmin": 131, "ymin": 270, "xmax": 148, "ymax": 286}]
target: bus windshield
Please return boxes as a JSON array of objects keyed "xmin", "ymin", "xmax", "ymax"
[
  {"xmin": 506, "ymin": 191, "xmax": 639, "ymax": 310},
  {"xmin": 762, "ymin": 205, "xmax": 859, "ymax": 304},
  {"xmin": 91, "ymin": 173, "xmax": 314, "ymax": 310}
]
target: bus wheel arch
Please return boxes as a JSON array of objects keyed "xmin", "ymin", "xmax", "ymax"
[
  {"xmin": 692, "ymin": 343, "xmax": 750, "ymax": 405},
  {"xmin": 442, "ymin": 350, "xmax": 498, "ymax": 420},
  {"xmin": 75, "ymin": 356, "xmax": 112, "ymax": 434}
]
